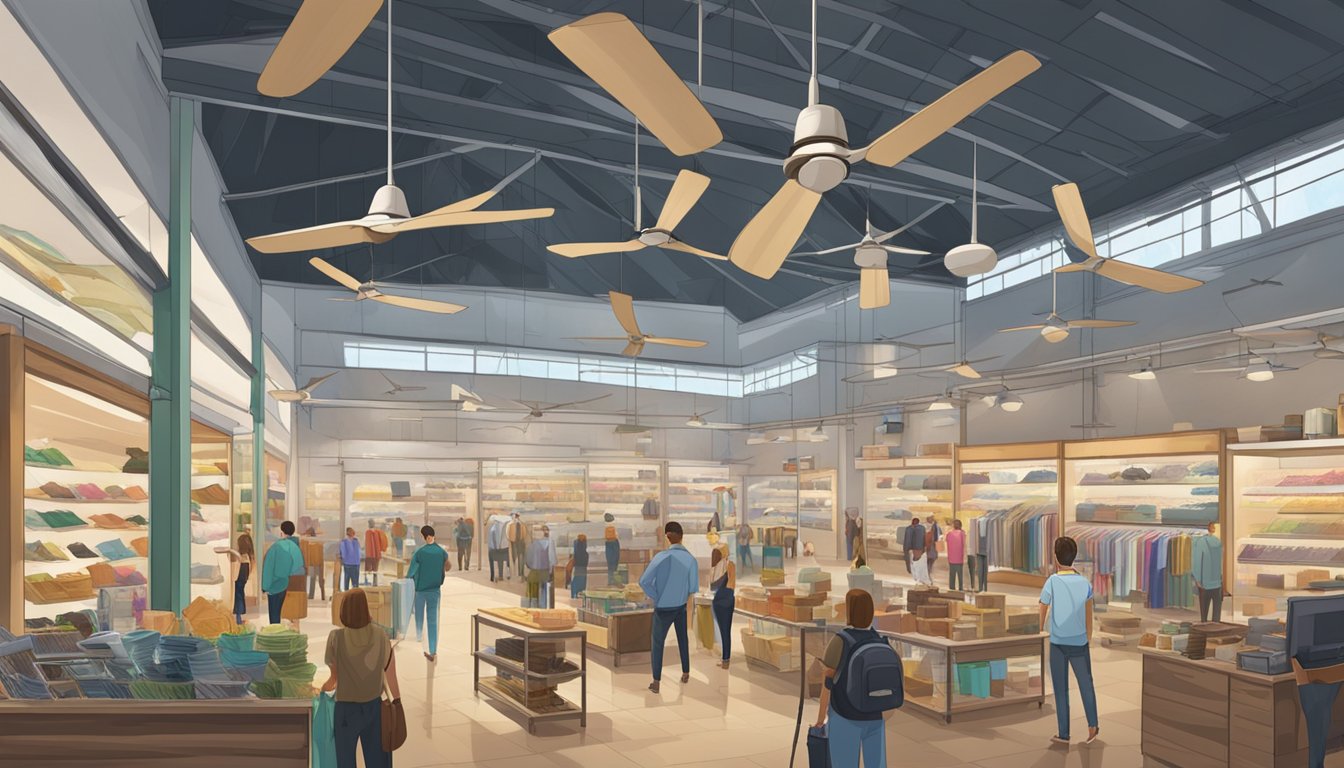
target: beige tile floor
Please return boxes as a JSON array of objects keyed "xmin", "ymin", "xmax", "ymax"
[{"xmin": 296, "ymin": 564, "xmax": 1344, "ymax": 767}]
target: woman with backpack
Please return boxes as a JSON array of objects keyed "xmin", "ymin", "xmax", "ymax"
[{"xmin": 814, "ymin": 589, "xmax": 902, "ymax": 767}]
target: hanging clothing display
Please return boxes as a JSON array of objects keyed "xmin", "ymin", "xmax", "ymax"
[
  {"xmin": 964, "ymin": 502, "xmax": 1058, "ymax": 575},
  {"xmin": 1069, "ymin": 525, "xmax": 1198, "ymax": 609}
]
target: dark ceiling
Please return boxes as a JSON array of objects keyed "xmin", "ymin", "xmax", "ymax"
[{"xmin": 148, "ymin": 0, "xmax": 1344, "ymax": 321}]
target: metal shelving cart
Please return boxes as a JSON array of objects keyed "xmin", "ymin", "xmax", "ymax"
[{"xmin": 472, "ymin": 611, "xmax": 587, "ymax": 734}]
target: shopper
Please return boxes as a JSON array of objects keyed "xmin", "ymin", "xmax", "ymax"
[
  {"xmin": 363, "ymin": 521, "xmax": 386, "ymax": 587},
  {"xmin": 815, "ymin": 589, "xmax": 898, "ymax": 767},
  {"xmin": 507, "ymin": 512, "xmax": 528, "ymax": 581},
  {"xmin": 228, "ymin": 533, "xmax": 253, "ymax": 625},
  {"xmin": 487, "ymin": 515, "xmax": 509, "ymax": 582},
  {"xmin": 945, "ymin": 519, "xmax": 967, "ymax": 591},
  {"xmin": 303, "ymin": 527, "xmax": 326, "ymax": 601},
  {"xmin": 844, "ymin": 513, "xmax": 859, "ymax": 561},
  {"xmin": 903, "ymin": 516, "xmax": 921, "ymax": 574},
  {"xmin": 925, "ymin": 518, "xmax": 942, "ymax": 582},
  {"xmin": 736, "ymin": 520, "xmax": 754, "ymax": 572},
  {"xmin": 1191, "ymin": 521, "xmax": 1223, "ymax": 622},
  {"xmin": 709, "ymin": 545, "xmax": 736, "ymax": 669},
  {"xmin": 262, "ymin": 521, "xmax": 302, "ymax": 624},
  {"xmin": 407, "ymin": 525, "xmax": 450, "ymax": 662},
  {"xmin": 525, "ymin": 525, "xmax": 558, "ymax": 607},
  {"xmin": 339, "ymin": 528, "xmax": 361, "ymax": 592},
  {"xmin": 1040, "ymin": 536, "xmax": 1099, "ymax": 746},
  {"xmin": 907, "ymin": 517, "xmax": 931, "ymax": 586},
  {"xmin": 640, "ymin": 522, "xmax": 699, "ymax": 694},
  {"xmin": 453, "ymin": 517, "xmax": 473, "ymax": 571},
  {"xmin": 321, "ymin": 588, "xmax": 400, "ymax": 768},
  {"xmin": 604, "ymin": 514, "xmax": 622, "ymax": 585},
  {"xmin": 569, "ymin": 534, "xmax": 590, "ymax": 599},
  {"xmin": 390, "ymin": 517, "xmax": 407, "ymax": 558},
  {"xmin": 973, "ymin": 516, "xmax": 991, "ymax": 592}
]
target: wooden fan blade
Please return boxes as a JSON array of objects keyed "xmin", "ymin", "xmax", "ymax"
[
  {"xmin": 1066, "ymin": 318, "xmax": 1137, "ymax": 328},
  {"xmin": 609, "ymin": 291, "xmax": 643, "ymax": 337},
  {"xmin": 1051, "ymin": 183, "xmax": 1099, "ymax": 260},
  {"xmin": 881, "ymin": 245, "xmax": 932, "ymax": 255},
  {"xmin": 861, "ymin": 51, "xmax": 1040, "ymax": 167},
  {"xmin": 729, "ymin": 180, "xmax": 823, "ymax": 279},
  {"xmin": 257, "ymin": 0, "xmax": 384, "ymax": 97},
  {"xmin": 661, "ymin": 240, "xmax": 726, "ymax": 261},
  {"xmin": 371, "ymin": 294, "xmax": 466, "ymax": 314},
  {"xmin": 302, "ymin": 372, "xmax": 338, "ymax": 392},
  {"xmin": 548, "ymin": 240, "xmax": 644, "ymax": 258},
  {"xmin": 997, "ymin": 324, "xmax": 1047, "ymax": 333},
  {"xmin": 622, "ymin": 341, "xmax": 644, "ymax": 357},
  {"xmin": 644, "ymin": 336, "xmax": 708, "ymax": 348},
  {"xmin": 309, "ymin": 257, "xmax": 364, "ymax": 291},
  {"xmin": 792, "ymin": 244, "xmax": 857, "ymax": 257},
  {"xmin": 247, "ymin": 219, "xmax": 382, "ymax": 254},
  {"xmin": 947, "ymin": 363, "xmax": 982, "ymax": 379},
  {"xmin": 859, "ymin": 268, "xmax": 890, "ymax": 310},
  {"xmin": 1095, "ymin": 258, "xmax": 1203, "ymax": 293},
  {"xmin": 548, "ymin": 13, "xmax": 721, "ymax": 156},
  {"xmin": 1054, "ymin": 261, "xmax": 1095, "ymax": 273},
  {"xmin": 371, "ymin": 207, "xmax": 554, "ymax": 235},
  {"xmin": 656, "ymin": 170, "xmax": 711, "ymax": 232},
  {"xmin": 570, "ymin": 336, "xmax": 632, "ymax": 341}
]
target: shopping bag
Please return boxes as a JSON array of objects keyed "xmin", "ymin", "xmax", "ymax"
[
  {"xmin": 806, "ymin": 725, "xmax": 831, "ymax": 768},
  {"xmin": 311, "ymin": 693, "xmax": 336, "ymax": 768}
]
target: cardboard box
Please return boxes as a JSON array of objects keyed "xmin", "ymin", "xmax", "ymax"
[
  {"xmin": 873, "ymin": 610, "xmax": 916, "ymax": 634},
  {"xmin": 780, "ymin": 604, "xmax": 819, "ymax": 622},
  {"xmin": 916, "ymin": 603, "xmax": 949, "ymax": 619},
  {"xmin": 952, "ymin": 622, "xmax": 978, "ymax": 641},
  {"xmin": 1241, "ymin": 598, "xmax": 1274, "ymax": 617},
  {"xmin": 862, "ymin": 444, "xmax": 900, "ymax": 460},
  {"xmin": 1297, "ymin": 569, "xmax": 1331, "ymax": 588},
  {"xmin": 904, "ymin": 675, "xmax": 934, "ymax": 698},
  {"xmin": 990, "ymin": 679, "xmax": 1006, "ymax": 698},
  {"xmin": 766, "ymin": 587, "xmax": 795, "ymax": 599},
  {"xmin": 918, "ymin": 442, "xmax": 953, "ymax": 457},
  {"xmin": 783, "ymin": 594, "xmax": 827, "ymax": 607}
]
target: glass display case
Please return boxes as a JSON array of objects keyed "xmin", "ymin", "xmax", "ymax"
[
  {"xmin": 857, "ymin": 457, "xmax": 953, "ymax": 565},
  {"xmin": 586, "ymin": 462, "xmax": 661, "ymax": 551},
  {"xmin": 1062, "ymin": 432, "xmax": 1226, "ymax": 612},
  {"xmin": 426, "ymin": 466, "xmax": 480, "ymax": 567},
  {"xmin": 882, "ymin": 632, "xmax": 1047, "ymax": 723},
  {"xmin": 189, "ymin": 423, "xmax": 233, "ymax": 604},
  {"xmin": 481, "ymin": 462, "xmax": 587, "ymax": 568},
  {"xmin": 666, "ymin": 463, "xmax": 737, "ymax": 533},
  {"xmin": 957, "ymin": 443, "xmax": 1061, "ymax": 582},
  {"xmin": 798, "ymin": 469, "xmax": 837, "ymax": 532},
  {"xmin": 1229, "ymin": 438, "xmax": 1344, "ymax": 620},
  {"xmin": 745, "ymin": 475, "xmax": 799, "ymax": 552}
]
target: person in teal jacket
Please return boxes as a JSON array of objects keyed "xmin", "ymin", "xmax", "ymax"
[
  {"xmin": 407, "ymin": 525, "xmax": 450, "ymax": 662},
  {"xmin": 1191, "ymin": 521, "xmax": 1223, "ymax": 622},
  {"xmin": 262, "ymin": 520, "xmax": 302, "ymax": 624}
]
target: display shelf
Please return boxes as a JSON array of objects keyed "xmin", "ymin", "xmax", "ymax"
[
  {"xmin": 881, "ymin": 631, "xmax": 1047, "ymax": 723},
  {"xmin": 586, "ymin": 463, "xmax": 661, "ymax": 550},
  {"xmin": 957, "ymin": 443, "xmax": 1062, "ymax": 583},
  {"xmin": 798, "ymin": 469, "xmax": 836, "ymax": 532},
  {"xmin": 471, "ymin": 611, "xmax": 587, "ymax": 734},
  {"xmin": 859, "ymin": 457, "xmax": 952, "ymax": 565},
  {"xmin": 481, "ymin": 463, "xmax": 587, "ymax": 525},
  {"xmin": 666, "ymin": 464, "xmax": 737, "ymax": 533},
  {"xmin": 744, "ymin": 475, "xmax": 799, "ymax": 554}
]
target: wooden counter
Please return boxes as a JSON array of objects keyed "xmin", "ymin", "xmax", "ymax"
[
  {"xmin": 0, "ymin": 698, "xmax": 311, "ymax": 768},
  {"xmin": 1141, "ymin": 649, "xmax": 1344, "ymax": 767}
]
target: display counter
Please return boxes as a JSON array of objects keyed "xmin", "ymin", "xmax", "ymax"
[
  {"xmin": 0, "ymin": 698, "xmax": 311, "ymax": 767},
  {"xmin": 1140, "ymin": 648, "xmax": 1344, "ymax": 767},
  {"xmin": 576, "ymin": 607, "xmax": 652, "ymax": 666},
  {"xmin": 882, "ymin": 630, "xmax": 1046, "ymax": 723}
]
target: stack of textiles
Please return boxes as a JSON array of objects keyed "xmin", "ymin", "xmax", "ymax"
[
  {"xmin": 24, "ymin": 540, "xmax": 69, "ymax": 561},
  {"xmin": 253, "ymin": 626, "xmax": 315, "ymax": 698},
  {"xmin": 122, "ymin": 630, "xmax": 161, "ymax": 673},
  {"xmin": 1075, "ymin": 503, "xmax": 1157, "ymax": 524},
  {"xmin": 1159, "ymin": 502, "xmax": 1219, "ymax": 526},
  {"xmin": 1237, "ymin": 544, "xmax": 1344, "ymax": 565},
  {"xmin": 967, "ymin": 501, "xmax": 1059, "ymax": 575},
  {"xmin": 95, "ymin": 539, "xmax": 139, "ymax": 561},
  {"xmin": 1262, "ymin": 519, "xmax": 1344, "ymax": 537},
  {"xmin": 24, "ymin": 445, "xmax": 73, "ymax": 466},
  {"xmin": 35, "ymin": 510, "xmax": 87, "ymax": 529},
  {"xmin": 1069, "ymin": 524, "xmax": 1199, "ymax": 609}
]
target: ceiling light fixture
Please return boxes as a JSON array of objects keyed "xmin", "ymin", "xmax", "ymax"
[
  {"xmin": 1245, "ymin": 360, "xmax": 1275, "ymax": 382},
  {"xmin": 686, "ymin": 415, "xmax": 707, "ymax": 427},
  {"xmin": 809, "ymin": 425, "xmax": 829, "ymax": 442},
  {"xmin": 927, "ymin": 396, "xmax": 955, "ymax": 411},
  {"xmin": 1129, "ymin": 366, "xmax": 1156, "ymax": 380},
  {"xmin": 1040, "ymin": 317, "xmax": 1070, "ymax": 344},
  {"xmin": 996, "ymin": 391, "xmax": 1024, "ymax": 412}
]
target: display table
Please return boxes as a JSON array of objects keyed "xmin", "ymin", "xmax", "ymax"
[
  {"xmin": 883, "ymin": 631, "xmax": 1047, "ymax": 723},
  {"xmin": 0, "ymin": 699, "xmax": 311, "ymax": 767},
  {"xmin": 576, "ymin": 608, "xmax": 652, "ymax": 667},
  {"xmin": 1140, "ymin": 649, "xmax": 1344, "ymax": 767},
  {"xmin": 472, "ymin": 611, "xmax": 587, "ymax": 734},
  {"xmin": 731, "ymin": 606, "xmax": 833, "ymax": 674}
]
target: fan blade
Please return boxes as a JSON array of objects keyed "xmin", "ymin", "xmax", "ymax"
[
  {"xmin": 729, "ymin": 180, "xmax": 824, "ymax": 279},
  {"xmin": 1066, "ymin": 318, "xmax": 1137, "ymax": 328},
  {"xmin": 569, "ymin": 336, "xmax": 631, "ymax": 341},
  {"xmin": 1236, "ymin": 329, "xmax": 1321, "ymax": 344},
  {"xmin": 859, "ymin": 268, "xmax": 891, "ymax": 310},
  {"xmin": 622, "ymin": 341, "xmax": 644, "ymax": 357},
  {"xmin": 301, "ymin": 372, "xmax": 338, "ymax": 393},
  {"xmin": 246, "ymin": 219, "xmax": 382, "ymax": 254},
  {"xmin": 371, "ymin": 207, "xmax": 554, "ymax": 234},
  {"xmin": 1095, "ymin": 258, "xmax": 1203, "ymax": 293},
  {"xmin": 997, "ymin": 324, "xmax": 1047, "ymax": 333},
  {"xmin": 947, "ymin": 363, "xmax": 983, "ymax": 379},
  {"xmin": 257, "ymin": 0, "xmax": 383, "ymax": 97},
  {"xmin": 548, "ymin": 240, "xmax": 644, "ymax": 258},
  {"xmin": 609, "ymin": 291, "xmax": 643, "ymax": 338},
  {"xmin": 548, "ymin": 13, "xmax": 721, "ymax": 156},
  {"xmin": 861, "ymin": 51, "xmax": 1040, "ymax": 167},
  {"xmin": 269, "ymin": 390, "xmax": 307, "ymax": 402},
  {"xmin": 881, "ymin": 245, "xmax": 932, "ymax": 255},
  {"xmin": 309, "ymin": 257, "xmax": 364, "ymax": 291},
  {"xmin": 371, "ymin": 294, "xmax": 466, "ymax": 314},
  {"xmin": 1051, "ymin": 183, "xmax": 1099, "ymax": 259},
  {"xmin": 1054, "ymin": 261, "xmax": 1095, "ymax": 273},
  {"xmin": 661, "ymin": 240, "xmax": 726, "ymax": 261},
  {"xmin": 644, "ymin": 336, "xmax": 708, "ymax": 348},
  {"xmin": 791, "ymin": 243, "xmax": 859, "ymax": 257},
  {"xmin": 1197, "ymin": 367, "xmax": 1248, "ymax": 374},
  {"xmin": 656, "ymin": 170, "xmax": 711, "ymax": 231}
]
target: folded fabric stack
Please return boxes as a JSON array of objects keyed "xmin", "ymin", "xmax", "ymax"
[
  {"xmin": 191, "ymin": 520, "xmax": 230, "ymax": 545},
  {"xmin": 24, "ymin": 445, "xmax": 73, "ymax": 467},
  {"xmin": 77, "ymin": 631, "xmax": 128, "ymax": 660},
  {"xmin": 95, "ymin": 539, "xmax": 139, "ymax": 561},
  {"xmin": 190, "ymin": 484, "xmax": 230, "ymax": 505},
  {"xmin": 129, "ymin": 679, "xmax": 195, "ymax": 699},
  {"xmin": 23, "ymin": 572, "xmax": 95, "ymax": 604},
  {"xmin": 89, "ymin": 514, "xmax": 132, "ymax": 530},
  {"xmin": 253, "ymin": 626, "xmax": 315, "ymax": 698},
  {"xmin": 961, "ymin": 472, "xmax": 991, "ymax": 485},
  {"xmin": 1263, "ymin": 519, "xmax": 1344, "ymax": 537},
  {"xmin": 36, "ymin": 510, "xmax": 87, "ymax": 529},
  {"xmin": 121, "ymin": 629, "xmax": 161, "ymax": 673},
  {"xmin": 130, "ymin": 537, "xmax": 149, "ymax": 558},
  {"xmin": 24, "ymin": 540, "xmax": 69, "ymax": 562},
  {"xmin": 67, "ymin": 542, "xmax": 99, "ymax": 559},
  {"xmin": 1159, "ymin": 502, "xmax": 1219, "ymax": 525},
  {"xmin": 1, "ymin": 671, "xmax": 52, "ymax": 699},
  {"xmin": 189, "ymin": 564, "xmax": 223, "ymax": 584},
  {"xmin": 1238, "ymin": 544, "xmax": 1344, "ymax": 564},
  {"xmin": 182, "ymin": 598, "xmax": 238, "ymax": 640},
  {"xmin": 1021, "ymin": 469, "xmax": 1058, "ymax": 483}
]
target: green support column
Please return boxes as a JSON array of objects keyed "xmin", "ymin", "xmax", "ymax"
[
  {"xmin": 252, "ymin": 302, "xmax": 266, "ymax": 552},
  {"xmin": 149, "ymin": 96, "xmax": 193, "ymax": 613}
]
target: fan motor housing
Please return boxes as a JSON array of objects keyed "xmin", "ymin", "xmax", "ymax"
[
  {"xmin": 786, "ymin": 104, "xmax": 851, "ymax": 193},
  {"xmin": 854, "ymin": 244, "xmax": 887, "ymax": 269},
  {"xmin": 637, "ymin": 228, "xmax": 672, "ymax": 246},
  {"xmin": 944, "ymin": 242, "xmax": 998, "ymax": 277},
  {"xmin": 367, "ymin": 184, "xmax": 411, "ymax": 219}
]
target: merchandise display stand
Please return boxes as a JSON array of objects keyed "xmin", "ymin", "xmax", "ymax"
[
  {"xmin": 1139, "ymin": 647, "xmax": 1344, "ymax": 767},
  {"xmin": 797, "ymin": 469, "xmax": 837, "ymax": 541},
  {"xmin": 745, "ymin": 475, "xmax": 800, "ymax": 558},
  {"xmin": 575, "ymin": 607, "xmax": 652, "ymax": 667},
  {"xmin": 886, "ymin": 631, "xmax": 1047, "ymax": 723},
  {"xmin": 856, "ymin": 456, "xmax": 954, "ymax": 566},
  {"xmin": 667, "ymin": 464, "xmax": 738, "ymax": 534},
  {"xmin": 956, "ymin": 442, "xmax": 1062, "ymax": 588},
  {"xmin": 0, "ymin": 699, "xmax": 312, "ymax": 767},
  {"xmin": 189, "ymin": 424, "xmax": 233, "ymax": 605},
  {"xmin": 472, "ymin": 610, "xmax": 587, "ymax": 734},
  {"xmin": 731, "ymin": 606, "xmax": 829, "ymax": 674}
]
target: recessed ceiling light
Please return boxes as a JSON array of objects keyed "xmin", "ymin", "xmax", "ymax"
[
  {"xmin": 1129, "ymin": 367, "xmax": 1156, "ymax": 380},
  {"xmin": 996, "ymin": 391, "xmax": 1024, "ymax": 412},
  {"xmin": 927, "ymin": 398, "xmax": 955, "ymax": 411}
]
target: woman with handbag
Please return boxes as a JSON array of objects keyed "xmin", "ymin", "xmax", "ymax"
[{"xmin": 321, "ymin": 589, "xmax": 403, "ymax": 768}]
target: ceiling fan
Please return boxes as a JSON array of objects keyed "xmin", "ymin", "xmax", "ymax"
[
  {"xmin": 572, "ymin": 291, "xmax": 708, "ymax": 357},
  {"xmin": 945, "ymin": 143, "xmax": 998, "ymax": 277},
  {"xmin": 379, "ymin": 372, "xmax": 425, "ymax": 395},
  {"xmin": 998, "ymin": 270, "xmax": 1135, "ymax": 343},
  {"xmin": 507, "ymin": 394, "xmax": 611, "ymax": 420},
  {"xmin": 614, "ymin": 416, "xmax": 654, "ymax": 435},
  {"xmin": 726, "ymin": 0, "xmax": 1039, "ymax": 280},
  {"xmin": 451, "ymin": 384, "xmax": 490, "ymax": 412},
  {"xmin": 257, "ymin": 0, "xmax": 383, "ymax": 98},
  {"xmin": 787, "ymin": 207, "xmax": 937, "ymax": 310},
  {"xmin": 268, "ymin": 372, "xmax": 337, "ymax": 403},
  {"xmin": 1052, "ymin": 183, "xmax": 1203, "ymax": 293},
  {"xmin": 246, "ymin": 0, "xmax": 553, "ymax": 255},
  {"xmin": 307, "ymin": 257, "xmax": 466, "ymax": 314},
  {"xmin": 1243, "ymin": 330, "xmax": 1344, "ymax": 360},
  {"xmin": 548, "ymin": 12, "xmax": 721, "ymax": 156},
  {"xmin": 1196, "ymin": 355, "xmax": 1296, "ymax": 381},
  {"xmin": 685, "ymin": 409, "xmax": 716, "ymax": 428}
]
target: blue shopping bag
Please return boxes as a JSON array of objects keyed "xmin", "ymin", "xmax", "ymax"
[
  {"xmin": 807, "ymin": 725, "xmax": 831, "ymax": 768},
  {"xmin": 312, "ymin": 692, "xmax": 336, "ymax": 768}
]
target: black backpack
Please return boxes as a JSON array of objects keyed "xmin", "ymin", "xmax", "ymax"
[{"xmin": 826, "ymin": 628, "xmax": 904, "ymax": 720}]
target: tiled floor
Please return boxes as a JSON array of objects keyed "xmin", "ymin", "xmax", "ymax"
[{"xmin": 295, "ymin": 564, "xmax": 1342, "ymax": 767}]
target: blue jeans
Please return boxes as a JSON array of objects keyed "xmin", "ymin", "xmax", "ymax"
[
  {"xmin": 267, "ymin": 590, "xmax": 285, "ymax": 624},
  {"xmin": 342, "ymin": 564, "xmax": 359, "ymax": 591},
  {"xmin": 334, "ymin": 698, "xmax": 390, "ymax": 768},
  {"xmin": 570, "ymin": 568, "xmax": 588, "ymax": 598},
  {"xmin": 1049, "ymin": 642, "xmax": 1099, "ymax": 739},
  {"xmin": 1299, "ymin": 681, "xmax": 1342, "ymax": 768},
  {"xmin": 414, "ymin": 589, "xmax": 441, "ymax": 655},
  {"xmin": 827, "ymin": 709, "xmax": 885, "ymax": 767},
  {"xmin": 737, "ymin": 544, "xmax": 754, "ymax": 571},
  {"xmin": 605, "ymin": 540, "xmax": 621, "ymax": 583},
  {"xmin": 712, "ymin": 589, "xmax": 735, "ymax": 661},
  {"xmin": 948, "ymin": 563, "xmax": 964, "ymax": 591},
  {"xmin": 651, "ymin": 606, "xmax": 689, "ymax": 681}
]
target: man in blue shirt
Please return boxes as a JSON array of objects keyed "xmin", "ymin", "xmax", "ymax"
[
  {"xmin": 487, "ymin": 516, "xmax": 509, "ymax": 582},
  {"xmin": 639, "ymin": 522, "xmax": 699, "ymax": 694},
  {"xmin": 261, "ymin": 520, "xmax": 302, "ymax": 624},
  {"xmin": 338, "ymin": 527, "xmax": 361, "ymax": 591},
  {"xmin": 1039, "ymin": 536, "xmax": 1099, "ymax": 745},
  {"xmin": 1191, "ymin": 521, "xmax": 1223, "ymax": 622},
  {"xmin": 407, "ymin": 525, "xmax": 451, "ymax": 662},
  {"xmin": 525, "ymin": 525, "xmax": 557, "ymax": 607}
]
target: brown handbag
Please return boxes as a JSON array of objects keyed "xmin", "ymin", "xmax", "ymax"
[{"xmin": 380, "ymin": 677, "xmax": 406, "ymax": 751}]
